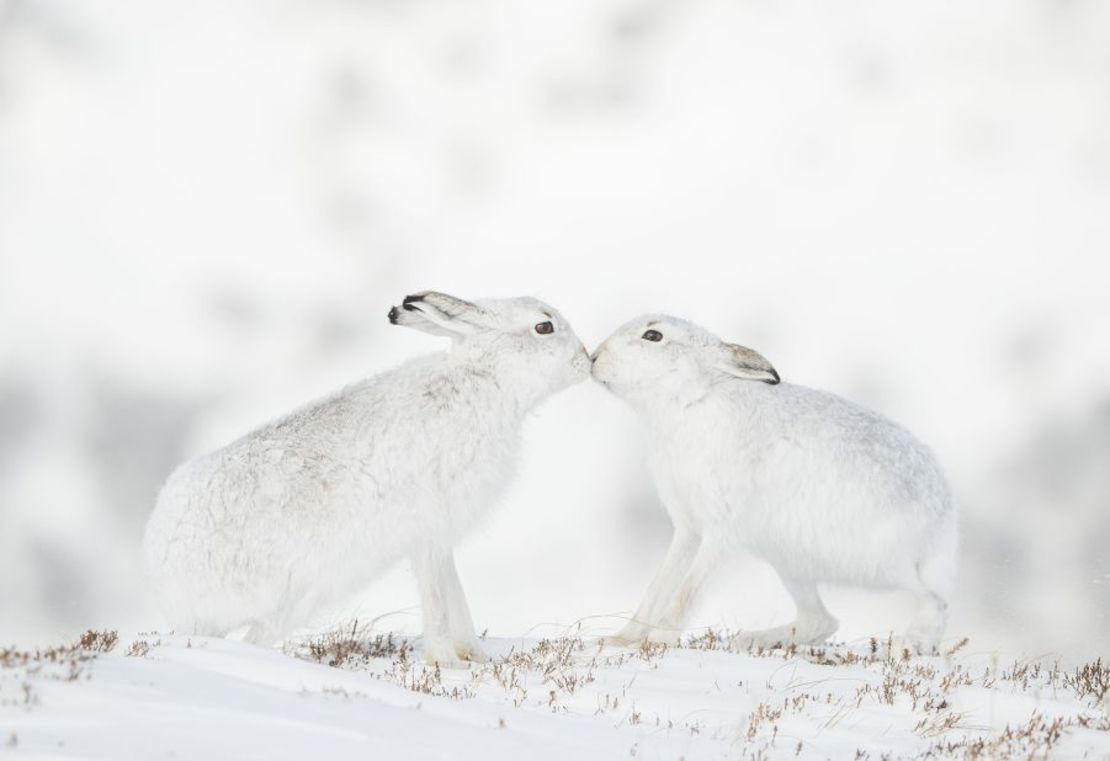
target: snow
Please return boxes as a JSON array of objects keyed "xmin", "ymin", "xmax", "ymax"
[{"xmin": 3, "ymin": 629, "xmax": 1108, "ymax": 760}]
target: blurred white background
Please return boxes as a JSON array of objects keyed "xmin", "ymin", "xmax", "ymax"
[{"xmin": 1, "ymin": 0, "xmax": 1108, "ymax": 663}]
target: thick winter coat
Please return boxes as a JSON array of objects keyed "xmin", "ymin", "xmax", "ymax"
[
  {"xmin": 143, "ymin": 291, "xmax": 590, "ymax": 665},
  {"xmin": 591, "ymin": 315, "xmax": 957, "ymax": 653}
]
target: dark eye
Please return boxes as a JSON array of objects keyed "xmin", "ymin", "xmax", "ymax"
[
  {"xmin": 642, "ymin": 329, "xmax": 663, "ymax": 342},
  {"xmin": 535, "ymin": 321, "xmax": 554, "ymax": 335}
]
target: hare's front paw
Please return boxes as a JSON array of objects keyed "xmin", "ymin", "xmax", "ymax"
[
  {"xmin": 739, "ymin": 618, "xmax": 836, "ymax": 651},
  {"xmin": 423, "ymin": 640, "xmax": 476, "ymax": 670},
  {"xmin": 596, "ymin": 633, "xmax": 637, "ymax": 648},
  {"xmin": 454, "ymin": 642, "xmax": 489, "ymax": 664},
  {"xmin": 595, "ymin": 622, "xmax": 646, "ymax": 648}
]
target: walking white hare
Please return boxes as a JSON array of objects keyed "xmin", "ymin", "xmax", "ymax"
[
  {"xmin": 591, "ymin": 315, "xmax": 957, "ymax": 653},
  {"xmin": 143, "ymin": 291, "xmax": 590, "ymax": 666}
]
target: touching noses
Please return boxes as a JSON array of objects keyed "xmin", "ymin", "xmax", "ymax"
[
  {"xmin": 589, "ymin": 341, "xmax": 606, "ymax": 366},
  {"xmin": 570, "ymin": 341, "xmax": 592, "ymax": 375}
]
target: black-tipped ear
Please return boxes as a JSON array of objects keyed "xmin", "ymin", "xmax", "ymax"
[
  {"xmin": 717, "ymin": 343, "xmax": 780, "ymax": 384},
  {"xmin": 388, "ymin": 291, "xmax": 484, "ymax": 337}
]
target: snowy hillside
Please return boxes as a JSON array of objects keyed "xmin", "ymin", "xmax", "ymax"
[{"xmin": 3, "ymin": 628, "xmax": 1108, "ymax": 760}]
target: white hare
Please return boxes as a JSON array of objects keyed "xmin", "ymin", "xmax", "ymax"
[
  {"xmin": 143, "ymin": 291, "xmax": 590, "ymax": 666},
  {"xmin": 591, "ymin": 315, "xmax": 957, "ymax": 653}
]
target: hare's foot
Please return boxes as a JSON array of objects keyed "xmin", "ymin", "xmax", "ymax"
[
  {"xmin": 596, "ymin": 634, "xmax": 634, "ymax": 648},
  {"xmin": 422, "ymin": 638, "xmax": 483, "ymax": 669},
  {"xmin": 739, "ymin": 615, "xmax": 838, "ymax": 651},
  {"xmin": 900, "ymin": 630, "xmax": 940, "ymax": 656},
  {"xmin": 595, "ymin": 620, "xmax": 646, "ymax": 648},
  {"xmin": 596, "ymin": 633, "xmax": 639, "ymax": 649},
  {"xmin": 904, "ymin": 590, "xmax": 947, "ymax": 656},
  {"xmin": 870, "ymin": 633, "xmax": 935, "ymax": 658},
  {"xmin": 887, "ymin": 631, "xmax": 939, "ymax": 657},
  {"xmin": 454, "ymin": 640, "xmax": 489, "ymax": 664},
  {"xmin": 640, "ymin": 628, "xmax": 681, "ymax": 647}
]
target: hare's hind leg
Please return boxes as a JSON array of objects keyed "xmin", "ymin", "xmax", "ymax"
[
  {"xmin": 905, "ymin": 550, "xmax": 953, "ymax": 654},
  {"xmin": 905, "ymin": 591, "xmax": 947, "ymax": 655}
]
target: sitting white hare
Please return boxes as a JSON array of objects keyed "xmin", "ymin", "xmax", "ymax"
[
  {"xmin": 143, "ymin": 291, "xmax": 590, "ymax": 666},
  {"xmin": 591, "ymin": 315, "xmax": 957, "ymax": 653}
]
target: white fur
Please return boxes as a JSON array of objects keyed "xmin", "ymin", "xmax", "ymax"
[
  {"xmin": 143, "ymin": 292, "xmax": 590, "ymax": 666},
  {"xmin": 591, "ymin": 315, "xmax": 957, "ymax": 653}
]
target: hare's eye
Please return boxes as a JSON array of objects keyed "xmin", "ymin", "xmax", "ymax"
[
  {"xmin": 642, "ymin": 329, "xmax": 663, "ymax": 342},
  {"xmin": 535, "ymin": 321, "xmax": 554, "ymax": 335}
]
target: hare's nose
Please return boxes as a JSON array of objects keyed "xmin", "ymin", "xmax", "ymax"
[{"xmin": 590, "ymin": 340, "xmax": 608, "ymax": 364}]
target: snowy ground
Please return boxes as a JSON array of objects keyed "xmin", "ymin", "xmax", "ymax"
[{"xmin": 2, "ymin": 627, "xmax": 1108, "ymax": 760}]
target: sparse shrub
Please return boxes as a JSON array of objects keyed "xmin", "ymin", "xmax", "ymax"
[
  {"xmin": 920, "ymin": 711, "xmax": 1070, "ymax": 759},
  {"xmin": 125, "ymin": 640, "xmax": 152, "ymax": 657},
  {"xmin": 77, "ymin": 630, "xmax": 119, "ymax": 652},
  {"xmin": 1065, "ymin": 658, "xmax": 1110, "ymax": 708},
  {"xmin": 299, "ymin": 626, "xmax": 412, "ymax": 670}
]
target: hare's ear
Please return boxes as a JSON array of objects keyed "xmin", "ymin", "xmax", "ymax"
[
  {"xmin": 716, "ymin": 342, "xmax": 780, "ymax": 384},
  {"xmin": 388, "ymin": 291, "xmax": 486, "ymax": 337}
]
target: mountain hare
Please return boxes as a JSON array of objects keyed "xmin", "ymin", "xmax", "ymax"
[
  {"xmin": 591, "ymin": 315, "xmax": 957, "ymax": 653},
  {"xmin": 144, "ymin": 291, "xmax": 590, "ymax": 666}
]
